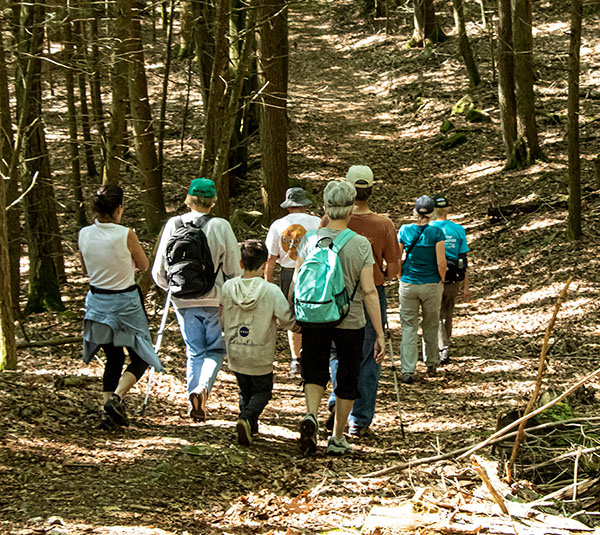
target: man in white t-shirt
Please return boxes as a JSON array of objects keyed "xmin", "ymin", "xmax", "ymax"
[{"xmin": 265, "ymin": 187, "xmax": 320, "ymax": 373}]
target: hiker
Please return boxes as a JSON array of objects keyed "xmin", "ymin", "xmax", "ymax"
[
  {"xmin": 397, "ymin": 195, "xmax": 446, "ymax": 383},
  {"xmin": 151, "ymin": 178, "xmax": 242, "ymax": 422},
  {"xmin": 220, "ymin": 239, "xmax": 297, "ymax": 446},
  {"xmin": 431, "ymin": 194, "xmax": 470, "ymax": 365},
  {"xmin": 79, "ymin": 185, "xmax": 164, "ymax": 429},
  {"xmin": 265, "ymin": 187, "xmax": 320, "ymax": 374},
  {"xmin": 327, "ymin": 165, "xmax": 401, "ymax": 437},
  {"xmin": 295, "ymin": 180, "xmax": 385, "ymax": 456}
]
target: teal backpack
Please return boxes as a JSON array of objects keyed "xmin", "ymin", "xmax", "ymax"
[{"xmin": 294, "ymin": 229, "xmax": 359, "ymax": 328}]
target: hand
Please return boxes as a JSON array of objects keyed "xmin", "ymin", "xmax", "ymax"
[{"xmin": 374, "ymin": 334, "xmax": 386, "ymax": 364}]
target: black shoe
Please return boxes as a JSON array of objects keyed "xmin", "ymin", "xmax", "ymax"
[
  {"xmin": 401, "ymin": 373, "xmax": 415, "ymax": 384},
  {"xmin": 349, "ymin": 426, "xmax": 372, "ymax": 438},
  {"xmin": 325, "ymin": 404, "xmax": 335, "ymax": 432},
  {"xmin": 439, "ymin": 348, "xmax": 450, "ymax": 366},
  {"xmin": 236, "ymin": 418, "xmax": 253, "ymax": 446},
  {"xmin": 98, "ymin": 411, "xmax": 117, "ymax": 431},
  {"xmin": 427, "ymin": 365, "xmax": 438, "ymax": 377},
  {"xmin": 189, "ymin": 388, "xmax": 207, "ymax": 422},
  {"xmin": 299, "ymin": 413, "xmax": 318, "ymax": 455},
  {"xmin": 104, "ymin": 394, "xmax": 130, "ymax": 427}
]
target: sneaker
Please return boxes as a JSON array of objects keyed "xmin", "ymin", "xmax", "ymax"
[
  {"xmin": 97, "ymin": 411, "xmax": 117, "ymax": 431},
  {"xmin": 349, "ymin": 426, "xmax": 371, "ymax": 438},
  {"xmin": 290, "ymin": 358, "xmax": 301, "ymax": 375},
  {"xmin": 325, "ymin": 404, "xmax": 335, "ymax": 432},
  {"xmin": 326, "ymin": 435, "xmax": 353, "ymax": 456},
  {"xmin": 299, "ymin": 413, "xmax": 318, "ymax": 455},
  {"xmin": 401, "ymin": 373, "xmax": 415, "ymax": 384},
  {"xmin": 189, "ymin": 388, "xmax": 208, "ymax": 422},
  {"xmin": 236, "ymin": 418, "xmax": 253, "ymax": 446},
  {"xmin": 427, "ymin": 365, "xmax": 438, "ymax": 377},
  {"xmin": 104, "ymin": 394, "xmax": 130, "ymax": 427},
  {"xmin": 439, "ymin": 348, "xmax": 450, "ymax": 366}
]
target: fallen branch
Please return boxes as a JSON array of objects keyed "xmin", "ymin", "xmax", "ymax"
[
  {"xmin": 523, "ymin": 445, "xmax": 600, "ymax": 473},
  {"xmin": 531, "ymin": 477, "xmax": 600, "ymax": 506},
  {"xmin": 508, "ymin": 277, "xmax": 572, "ymax": 480},
  {"xmin": 471, "ymin": 455, "xmax": 508, "ymax": 514},
  {"xmin": 17, "ymin": 336, "xmax": 82, "ymax": 349}
]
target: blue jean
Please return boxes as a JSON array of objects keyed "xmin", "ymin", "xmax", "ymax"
[
  {"xmin": 329, "ymin": 285, "xmax": 387, "ymax": 430},
  {"xmin": 174, "ymin": 306, "xmax": 226, "ymax": 396}
]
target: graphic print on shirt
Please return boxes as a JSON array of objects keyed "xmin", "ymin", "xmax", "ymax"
[{"xmin": 281, "ymin": 224, "xmax": 307, "ymax": 261}]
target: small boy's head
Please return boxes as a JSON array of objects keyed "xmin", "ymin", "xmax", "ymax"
[{"xmin": 240, "ymin": 239, "xmax": 268, "ymax": 272}]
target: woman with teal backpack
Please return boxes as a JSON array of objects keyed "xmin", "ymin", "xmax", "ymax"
[
  {"xmin": 293, "ymin": 180, "xmax": 385, "ymax": 457},
  {"xmin": 397, "ymin": 195, "xmax": 447, "ymax": 384}
]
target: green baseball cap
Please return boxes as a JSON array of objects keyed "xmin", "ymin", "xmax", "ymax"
[{"xmin": 188, "ymin": 177, "xmax": 216, "ymax": 198}]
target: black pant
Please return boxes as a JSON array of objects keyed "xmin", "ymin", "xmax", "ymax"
[
  {"xmin": 102, "ymin": 343, "xmax": 148, "ymax": 392},
  {"xmin": 234, "ymin": 372, "xmax": 273, "ymax": 433},
  {"xmin": 301, "ymin": 326, "xmax": 365, "ymax": 400}
]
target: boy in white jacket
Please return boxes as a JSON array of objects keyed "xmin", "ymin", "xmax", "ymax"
[{"xmin": 220, "ymin": 240, "xmax": 297, "ymax": 445}]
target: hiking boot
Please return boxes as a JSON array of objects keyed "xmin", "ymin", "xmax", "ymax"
[
  {"xmin": 325, "ymin": 404, "xmax": 335, "ymax": 433},
  {"xmin": 439, "ymin": 348, "xmax": 450, "ymax": 366},
  {"xmin": 236, "ymin": 418, "xmax": 253, "ymax": 446},
  {"xmin": 290, "ymin": 358, "xmax": 301, "ymax": 375},
  {"xmin": 427, "ymin": 365, "xmax": 438, "ymax": 377},
  {"xmin": 299, "ymin": 413, "xmax": 318, "ymax": 455},
  {"xmin": 326, "ymin": 435, "xmax": 353, "ymax": 456},
  {"xmin": 98, "ymin": 411, "xmax": 117, "ymax": 431},
  {"xmin": 189, "ymin": 388, "xmax": 208, "ymax": 422},
  {"xmin": 104, "ymin": 394, "xmax": 130, "ymax": 427},
  {"xmin": 349, "ymin": 426, "xmax": 372, "ymax": 438},
  {"xmin": 401, "ymin": 373, "xmax": 414, "ymax": 384}
]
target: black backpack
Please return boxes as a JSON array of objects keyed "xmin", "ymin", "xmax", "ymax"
[
  {"xmin": 445, "ymin": 254, "xmax": 467, "ymax": 284},
  {"xmin": 165, "ymin": 215, "xmax": 220, "ymax": 298}
]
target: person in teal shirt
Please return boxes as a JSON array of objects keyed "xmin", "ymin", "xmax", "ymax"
[
  {"xmin": 397, "ymin": 196, "xmax": 446, "ymax": 383},
  {"xmin": 431, "ymin": 194, "xmax": 470, "ymax": 365}
]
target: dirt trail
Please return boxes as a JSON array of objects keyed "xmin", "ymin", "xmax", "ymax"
[{"xmin": 1, "ymin": 0, "xmax": 600, "ymax": 533}]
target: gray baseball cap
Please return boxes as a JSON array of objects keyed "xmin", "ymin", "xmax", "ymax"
[
  {"xmin": 280, "ymin": 187, "xmax": 312, "ymax": 208},
  {"xmin": 414, "ymin": 195, "xmax": 434, "ymax": 215}
]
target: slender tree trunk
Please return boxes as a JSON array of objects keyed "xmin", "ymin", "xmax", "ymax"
[
  {"xmin": 64, "ymin": 20, "xmax": 87, "ymax": 227},
  {"xmin": 88, "ymin": 9, "xmax": 106, "ymax": 175},
  {"xmin": 178, "ymin": 0, "xmax": 196, "ymax": 58},
  {"xmin": 19, "ymin": 0, "xmax": 64, "ymax": 312},
  {"xmin": 258, "ymin": 0, "xmax": 289, "ymax": 223},
  {"xmin": 567, "ymin": 0, "xmax": 582, "ymax": 240},
  {"xmin": 0, "ymin": 23, "xmax": 20, "ymax": 313},
  {"xmin": 103, "ymin": 9, "xmax": 128, "ymax": 186},
  {"xmin": 411, "ymin": 0, "xmax": 446, "ymax": 46},
  {"xmin": 452, "ymin": 0, "xmax": 480, "ymax": 87},
  {"xmin": 512, "ymin": 0, "xmax": 543, "ymax": 163},
  {"xmin": 122, "ymin": 0, "xmax": 167, "ymax": 235},
  {"xmin": 158, "ymin": 0, "xmax": 175, "ymax": 178},
  {"xmin": 497, "ymin": 0, "xmax": 522, "ymax": 169},
  {"xmin": 194, "ymin": 0, "xmax": 216, "ymax": 106}
]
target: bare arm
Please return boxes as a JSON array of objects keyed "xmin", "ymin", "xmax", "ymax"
[
  {"xmin": 265, "ymin": 254, "xmax": 278, "ymax": 282},
  {"xmin": 398, "ymin": 243, "xmax": 405, "ymax": 277},
  {"xmin": 462, "ymin": 267, "xmax": 470, "ymax": 301},
  {"xmin": 435, "ymin": 241, "xmax": 447, "ymax": 282},
  {"xmin": 384, "ymin": 260, "xmax": 400, "ymax": 281},
  {"xmin": 127, "ymin": 229, "xmax": 149, "ymax": 272},
  {"xmin": 79, "ymin": 252, "xmax": 87, "ymax": 275},
  {"xmin": 360, "ymin": 265, "xmax": 385, "ymax": 364}
]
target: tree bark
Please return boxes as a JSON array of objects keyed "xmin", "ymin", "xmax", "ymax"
[
  {"xmin": 512, "ymin": 0, "xmax": 543, "ymax": 163},
  {"xmin": 452, "ymin": 0, "xmax": 480, "ymax": 87},
  {"xmin": 18, "ymin": 0, "xmax": 64, "ymax": 312},
  {"xmin": 121, "ymin": 0, "xmax": 167, "ymax": 235},
  {"xmin": 567, "ymin": 0, "xmax": 583, "ymax": 240},
  {"xmin": 63, "ymin": 19, "xmax": 87, "ymax": 228},
  {"xmin": 258, "ymin": 0, "xmax": 289, "ymax": 223},
  {"xmin": 158, "ymin": 0, "xmax": 175, "ymax": 178},
  {"xmin": 411, "ymin": 0, "xmax": 446, "ymax": 46},
  {"xmin": 497, "ymin": 0, "xmax": 522, "ymax": 169},
  {"xmin": 88, "ymin": 7, "xmax": 107, "ymax": 174}
]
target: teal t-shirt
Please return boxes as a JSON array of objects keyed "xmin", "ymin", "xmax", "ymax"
[
  {"xmin": 431, "ymin": 220, "xmax": 469, "ymax": 259},
  {"xmin": 397, "ymin": 224, "xmax": 445, "ymax": 284}
]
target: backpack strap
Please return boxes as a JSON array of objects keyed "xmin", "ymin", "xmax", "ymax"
[
  {"xmin": 174, "ymin": 215, "xmax": 184, "ymax": 229},
  {"xmin": 331, "ymin": 228, "xmax": 356, "ymax": 253},
  {"xmin": 405, "ymin": 224, "xmax": 427, "ymax": 259}
]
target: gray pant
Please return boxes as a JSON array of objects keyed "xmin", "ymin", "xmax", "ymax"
[
  {"xmin": 399, "ymin": 281, "xmax": 443, "ymax": 374},
  {"xmin": 439, "ymin": 282, "xmax": 461, "ymax": 351}
]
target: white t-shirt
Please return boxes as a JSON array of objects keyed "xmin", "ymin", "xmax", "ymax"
[{"xmin": 265, "ymin": 212, "xmax": 321, "ymax": 269}]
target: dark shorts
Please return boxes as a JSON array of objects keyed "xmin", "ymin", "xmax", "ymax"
[
  {"xmin": 279, "ymin": 267, "xmax": 294, "ymax": 300},
  {"xmin": 301, "ymin": 326, "xmax": 365, "ymax": 400}
]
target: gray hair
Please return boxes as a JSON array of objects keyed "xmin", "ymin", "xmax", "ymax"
[{"xmin": 323, "ymin": 180, "xmax": 355, "ymax": 220}]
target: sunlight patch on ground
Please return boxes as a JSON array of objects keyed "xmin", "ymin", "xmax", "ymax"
[
  {"xmin": 339, "ymin": 34, "xmax": 388, "ymax": 51},
  {"xmin": 518, "ymin": 217, "xmax": 563, "ymax": 232},
  {"xmin": 533, "ymin": 21, "xmax": 569, "ymax": 37}
]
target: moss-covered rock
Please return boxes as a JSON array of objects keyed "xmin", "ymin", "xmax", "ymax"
[{"xmin": 465, "ymin": 108, "xmax": 491, "ymax": 123}]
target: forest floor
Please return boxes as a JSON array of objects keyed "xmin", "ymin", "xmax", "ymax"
[{"xmin": 2, "ymin": 0, "xmax": 600, "ymax": 534}]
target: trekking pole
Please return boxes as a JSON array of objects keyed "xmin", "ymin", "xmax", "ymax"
[
  {"xmin": 140, "ymin": 290, "xmax": 172, "ymax": 415},
  {"xmin": 386, "ymin": 319, "xmax": 406, "ymax": 439}
]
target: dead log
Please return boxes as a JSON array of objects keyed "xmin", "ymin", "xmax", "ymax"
[
  {"xmin": 487, "ymin": 199, "xmax": 567, "ymax": 219},
  {"xmin": 17, "ymin": 335, "xmax": 82, "ymax": 349}
]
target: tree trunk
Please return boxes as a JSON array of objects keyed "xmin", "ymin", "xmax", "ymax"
[
  {"xmin": 88, "ymin": 8, "xmax": 107, "ymax": 175},
  {"xmin": 411, "ymin": 0, "xmax": 446, "ymax": 46},
  {"xmin": 103, "ymin": 9, "xmax": 129, "ymax": 186},
  {"xmin": 512, "ymin": 0, "xmax": 543, "ymax": 163},
  {"xmin": 258, "ymin": 0, "xmax": 289, "ymax": 223},
  {"xmin": 19, "ymin": 0, "xmax": 64, "ymax": 313},
  {"xmin": 200, "ymin": 0, "xmax": 230, "ymax": 196},
  {"xmin": 0, "ymin": 24, "xmax": 20, "ymax": 313},
  {"xmin": 567, "ymin": 0, "xmax": 582, "ymax": 240},
  {"xmin": 122, "ymin": 0, "xmax": 167, "ymax": 235},
  {"xmin": 63, "ymin": 19, "xmax": 87, "ymax": 228},
  {"xmin": 178, "ymin": 0, "xmax": 196, "ymax": 58},
  {"xmin": 158, "ymin": 0, "xmax": 175, "ymax": 178},
  {"xmin": 497, "ymin": 0, "xmax": 522, "ymax": 169},
  {"xmin": 193, "ymin": 0, "xmax": 216, "ymax": 106},
  {"xmin": 452, "ymin": 0, "xmax": 480, "ymax": 87}
]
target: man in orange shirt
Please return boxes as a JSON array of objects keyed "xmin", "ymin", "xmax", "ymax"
[{"xmin": 328, "ymin": 166, "xmax": 401, "ymax": 437}]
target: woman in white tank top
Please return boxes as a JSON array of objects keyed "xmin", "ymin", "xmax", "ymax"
[{"xmin": 79, "ymin": 185, "xmax": 164, "ymax": 429}]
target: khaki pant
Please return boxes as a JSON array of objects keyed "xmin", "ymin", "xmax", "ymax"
[
  {"xmin": 399, "ymin": 282, "xmax": 443, "ymax": 374},
  {"xmin": 439, "ymin": 282, "xmax": 461, "ymax": 351}
]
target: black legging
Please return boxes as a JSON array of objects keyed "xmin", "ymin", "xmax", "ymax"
[{"xmin": 101, "ymin": 343, "xmax": 148, "ymax": 392}]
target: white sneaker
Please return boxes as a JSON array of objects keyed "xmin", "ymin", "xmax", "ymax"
[{"xmin": 326, "ymin": 435, "xmax": 353, "ymax": 456}]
